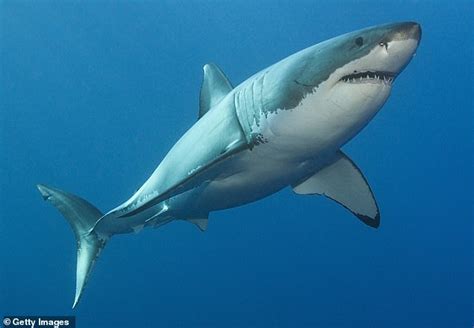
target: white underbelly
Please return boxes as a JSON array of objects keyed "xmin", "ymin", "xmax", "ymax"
[
  {"xmin": 201, "ymin": 149, "xmax": 298, "ymax": 209},
  {"xmin": 167, "ymin": 154, "xmax": 288, "ymax": 216},
  {"xmin": 167, "ymin": 140, "xmax": 328, "ymax": 218}
]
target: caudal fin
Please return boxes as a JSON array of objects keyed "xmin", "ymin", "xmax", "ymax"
[{"xmin": 36, "ymin": 184, "xmax": 107, "ymax": 308}]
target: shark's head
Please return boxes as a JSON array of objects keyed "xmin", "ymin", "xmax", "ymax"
[
  {"xmin": 253, "ymin": 22, "xmax": 421, "ymax": 151},
  {"xmin": 263, "ymin": 22, "xmax": 421, "ymax": 110},
  {"xmin": 307, "ymin": 21, "xmax": 422, "ymax": 92}
]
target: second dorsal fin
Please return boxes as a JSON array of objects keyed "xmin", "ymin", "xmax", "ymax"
[{"xmin": 199, "ymin": 63, "xmax": 233, "ymax": 119}]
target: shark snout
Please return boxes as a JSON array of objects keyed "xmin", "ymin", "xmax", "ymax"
[
  {"xmin": 373, "ymin": 22, "xmax": 421, "ymax": 76},
  {"xmin": 390, "ymin": 22, "xmax": 422, "ymax": 44},
  {"xmin": 408, "ymin": 23, "xmax": 421, "ymax": 43}
]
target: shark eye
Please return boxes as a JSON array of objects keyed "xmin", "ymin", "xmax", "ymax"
[
  {"xmin": 355, "ymin": 37, "xmax": 363, "ymax": 47},
  {"xmin": 379, "ymin": 41, "xmax": 388, "ymax": 49}
]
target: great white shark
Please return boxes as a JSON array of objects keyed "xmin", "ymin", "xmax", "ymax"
[{"xmin": 37, "ymin": 22, "xmax": 421, "ymax": 308}]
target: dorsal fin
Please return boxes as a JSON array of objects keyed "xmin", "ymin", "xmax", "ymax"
[{"xmin": 199, "ymin": 63, "xmax": 233, "ymax": 119}]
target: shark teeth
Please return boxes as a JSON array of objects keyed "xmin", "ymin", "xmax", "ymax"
[{"xmin": 340, "ymin": 71, "xmax": 396, "ymax": 85}]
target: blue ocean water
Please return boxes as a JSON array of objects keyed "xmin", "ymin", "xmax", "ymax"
[{"xmin": 1, "ymin": 1, "xmax": 472, "ymax": 327}]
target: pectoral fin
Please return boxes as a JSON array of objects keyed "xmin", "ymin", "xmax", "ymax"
[{"xmin": 292, "ymin": 151, "xmax": 380, "ymax": 228}]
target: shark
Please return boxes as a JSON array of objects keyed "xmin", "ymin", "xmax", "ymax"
[{"xmin": 37, "ymin": 22, "xmax": 421, "ymax": 308}]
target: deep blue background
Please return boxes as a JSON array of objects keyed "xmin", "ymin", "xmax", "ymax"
[{"xmin": 1, "ymin": 1, "xmax": 472, "ymax": 327}]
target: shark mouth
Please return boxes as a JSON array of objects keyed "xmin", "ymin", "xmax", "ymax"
[{"xmin": 340, "ymin": 71, "xmax": 396, "ymax": 85}]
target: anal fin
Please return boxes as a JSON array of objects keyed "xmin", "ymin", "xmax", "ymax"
[{"xmin": 187, "ymin": 218, "xmax": 209, "ymax": 232}]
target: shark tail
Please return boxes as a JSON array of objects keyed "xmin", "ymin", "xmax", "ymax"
[{"xmin": 36, "ymin": 184, "xmax": 108, "ymax": 309}]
